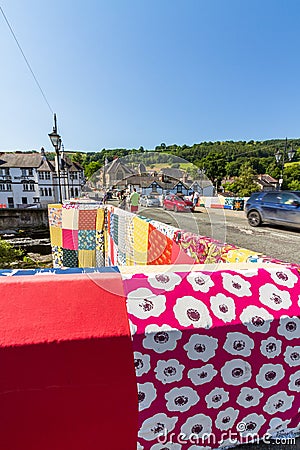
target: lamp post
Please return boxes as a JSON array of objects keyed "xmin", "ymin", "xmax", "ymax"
[
  {"xmin": 197, "ymin": 168, "xmax": 205, "ymax": 195},
  {"xmin": 275, "ymin": 137, "xmax": 296, "ymax": 190},
  {"xmin": 48, "ymin": 113, "xmax": 62, "ymax": 203}
]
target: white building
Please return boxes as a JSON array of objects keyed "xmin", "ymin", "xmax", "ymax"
[{"xmin": 0, "ymin": 149, "xmax": 84, "ymax": 208}]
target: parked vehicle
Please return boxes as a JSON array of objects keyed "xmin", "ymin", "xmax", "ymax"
[
  {"xmin": 245, "ymin": 191, "xmax": 300, "ymax": 228},
  {"xmin": 140, "ymin": 195, "xmax": 160, "ymax": 207},
  {"xmin": 163, "ymin": 194, "xmax": 195, "ymax": 212}
]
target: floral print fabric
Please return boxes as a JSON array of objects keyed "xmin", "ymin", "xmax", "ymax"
[{"xmin": 123, "ymin": 267, "xmax": 300, "ymax": 449}]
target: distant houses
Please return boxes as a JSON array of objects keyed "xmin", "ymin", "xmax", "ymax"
[
  {"xmin": 221, "ymin": 174, "xmax": 278, "ymax": 192},
  {"xmin": 95, "ymin": 158, "xmax": 214, "ymax": 197},
  {"xmin": 0, "ymin": 149, "xmax": 84, "ymax": 208}
]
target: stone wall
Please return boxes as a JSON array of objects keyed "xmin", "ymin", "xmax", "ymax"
[{"xmin": 0, "ymin": 208, "xmax": 49, "ymax": 230}]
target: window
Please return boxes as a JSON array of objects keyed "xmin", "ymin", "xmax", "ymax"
[
  {"xmin": 116, "ymin": 170, "xmax": 123, "ymax": 180},
  {"xmin": 75, "ymin": 187, "xmax": 79, "ymax": 197},
  {"xmin": 48, "ymin": 187, "xmax": 52, "ymax": 196},
  {"xmin": 70, "ymin": 187, "xmax": 74, "ymax": 197},
  {"xmin": 21, "ymin": 168, "xmax": 34, "ymax": 177},
  {"xmin": 0, "ymin": 168, "xmax": 10, "ymax": 176},
  {"xmin": 7, "ymin": 197, "xmax": 14, "ymax": 208},
  {"xmin": 0, "ymin": 183, "xmax": 12, "ymax": 191},
  {"xmin": 22, "ymin": 197, "xmax": 28, "ymax": 204},
  {"xmin": 177, "ymin": 184, "xmax": 183, "ymax": 193},
  {"xmin": 71, "ymin": 172, "xmax": 78, "ymax": 180},
  {"xmin": 23, "ymin": 182, "xmax": 34, "ymax": 191},
  {"xmin": 151, "ymin": 183, "xmax": 157, "ymax": 193},
  {"xmin": 33, "ymin": 198, "xmax": 40, "ymax": 203},
  {"xmin": 40, "ymin": 188, "xmax": 44, "ymax": 196},
  {"xmin": 281, "ymin": 193, "xmax": 298, "ymax": 205},
  {"xmin": 44, "ymin": 188, "xmax": 48, "ymax": 196},
  {"xmin": 262, "ymin": 193, "xmax": 281, "ymax": 203},
  {"xmin": 38, "ymin": 171, "xmax": 50, "ymax": 180}
]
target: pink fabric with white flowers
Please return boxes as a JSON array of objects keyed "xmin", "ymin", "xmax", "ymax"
[{"xmin": 123, "ymin": 267, "xmax": 300, "ymax": 449}]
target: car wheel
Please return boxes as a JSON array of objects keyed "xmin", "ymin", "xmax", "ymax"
[{"xmin": 248, "ymin": 210, "xmax": 262, "ymax": 227}]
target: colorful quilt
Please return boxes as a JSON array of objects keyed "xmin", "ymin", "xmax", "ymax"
[{"xmin": 49, "ymin": 203, "xmax": 295, "ymax": 269}]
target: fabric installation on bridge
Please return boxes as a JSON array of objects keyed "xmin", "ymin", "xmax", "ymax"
[
  {"xmin": 49, "ymin": 203, "xmax": 295, "ymax": 269},
  {"xmin": 0, "ymin": 264, "xmax": 299, "ymax": 449}
]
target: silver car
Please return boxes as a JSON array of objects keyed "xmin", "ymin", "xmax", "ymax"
[
  {"xmin": 140, "ymin": 195, "xmax": 160, "ymax": 207},
  {"xmin": 245, "ymin": 190, "xmax": 300, "ymax": 228}
]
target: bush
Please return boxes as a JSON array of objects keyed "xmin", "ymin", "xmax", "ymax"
[{"xmin": 0, "ymin": 238, "xmax": 23, "ymax": 267}]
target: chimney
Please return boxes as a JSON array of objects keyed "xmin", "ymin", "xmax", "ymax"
[{"xmin": 40, "ymin": 147, "xmax": 46, "ymax": 160}]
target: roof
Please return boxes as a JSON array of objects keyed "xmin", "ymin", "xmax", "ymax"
[
  {"xmin": 256, "ymin": 174, "xmax": 278, "ymax": 184},
  {"xmin": 105, "ymin": 158, "xmax": 135, "ymax": 175},
  {"xmin": 0, "ymin": 152, "xmax": 83, "ymax": 172},
  {"xmin": 0, "ymin": 153, "xmax": 42, "ymax": 168},
  {"xmin": 189, "ymin": 180, "xmax": 213, "ymax": 189},
  {"xmin": 114, "ymin": 175, "xmax": 163, "ymax": 188},
  {"xmin": 160, "ymin": 167, "xmax": 184, "ymax": 179},
  {"xmin": 62, "ymin": 155, "xmax": 83, "ymax": 171},
  {"xmin": 37, "ymin": 159, "xmax": 55, "ymax": 172}
]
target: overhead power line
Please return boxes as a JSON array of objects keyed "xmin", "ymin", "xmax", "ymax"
[{"xmin": 0, "ymin": 5, "xmax": 53, "ymax": 114}]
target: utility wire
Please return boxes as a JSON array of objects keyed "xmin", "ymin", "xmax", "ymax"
[{"xmin": 0, "ymin": 5, "xmax": 53, "ymax": 114}]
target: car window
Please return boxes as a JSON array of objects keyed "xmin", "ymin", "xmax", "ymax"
[
  {"xmin": 294, "ymin": 192, "xmax": 300, "ymax": 199},
  {"xmin": 249, "ymin": 192, "xmax": 261, "ymax": 201},
  {"xmin": 281, "ymin": 193, "xmax": 298, "ymax": 205},
  {"xmin": 262, "ymin": 193, "xmax": 281, "ymax": 203}
]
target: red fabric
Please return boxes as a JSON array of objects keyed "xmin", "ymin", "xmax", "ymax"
[
  {"xmin": 171, "ymin": 240, "xmax": 197, "ymax": 265},
  {"xmin": 0, "ymin": 274, "xmax": 138, "ymax": 450},
  {"xmin": 147, "ymin": 225, "xmax": 172, "ymax": 265}
]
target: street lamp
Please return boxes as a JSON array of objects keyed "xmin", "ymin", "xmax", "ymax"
[
  {"xmin": 275, "ymin": 137, "xmax": 296, "ymax": 190},
  {"xmin": 197, "ymin": 168, "xmax": 205, "ymax": 195},
  {"xmin": 48, "ymin": 113, "xmax": 62, "ymax": 203}
]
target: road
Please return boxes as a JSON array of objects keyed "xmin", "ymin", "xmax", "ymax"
[{"xmin": 136, "ymin": 206, "xmax": 300, "ymax": 265}]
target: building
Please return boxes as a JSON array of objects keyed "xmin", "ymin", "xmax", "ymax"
[
  {"xmin": 221, "ymin": 174, "xmax": 278, "ymax": 193},
  {"xmin": 0, "ymin": 149, "xmax": 84, "ymax": 208},
  {"xmin": 188, "ymin": 180, "xmax": 215, "ymax": 197},
  {"xmin": 99, "ymin": 158, "xmax": 136, "ymax": 189},
  {"xmin": 255, "ymin": 174, "xmax": 278, "ymax": 191}
]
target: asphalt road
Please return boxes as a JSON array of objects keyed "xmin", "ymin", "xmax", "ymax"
[{"xmin": 136, "ymin": 206, "xmax": 300, "ymax": 265}]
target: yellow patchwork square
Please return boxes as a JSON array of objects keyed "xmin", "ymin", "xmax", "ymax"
[
  {"xmin": 96, "ymin": 209, "xmax": 105, "ymax": 230},
  {"xmin": 78, "ymin": 250, "xmax": 96, "ymax": 268},
  {"xmin": 133, "ymin": 216, "xmax": 149, "ymax": 265},
  {"xmin": 62, "ymin": 208, "xmax": 79, "ymax": 230},
  {"xmin": 50, "ymin": 226, "xmax": 62, "ymax": 246}
]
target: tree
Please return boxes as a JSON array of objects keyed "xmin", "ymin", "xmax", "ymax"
[
  {"xmin": 229, "ymin": 162, "xmax": 259, "ymax": 196},
  {"xmin": 84, "ymin": 161, "xmax": 101, "ymax": 179},
  {"xmin": 284, "ymin": 163, "xmax": 300, "ymax": 190},
  {"xmin": 71, "ymin": 152, "xmax": 85, "ymax": 166}
]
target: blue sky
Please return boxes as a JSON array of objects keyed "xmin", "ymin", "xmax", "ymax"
[{"xmin": 1, "ymin": 0, "xmax": 300, "ymax": 152}]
